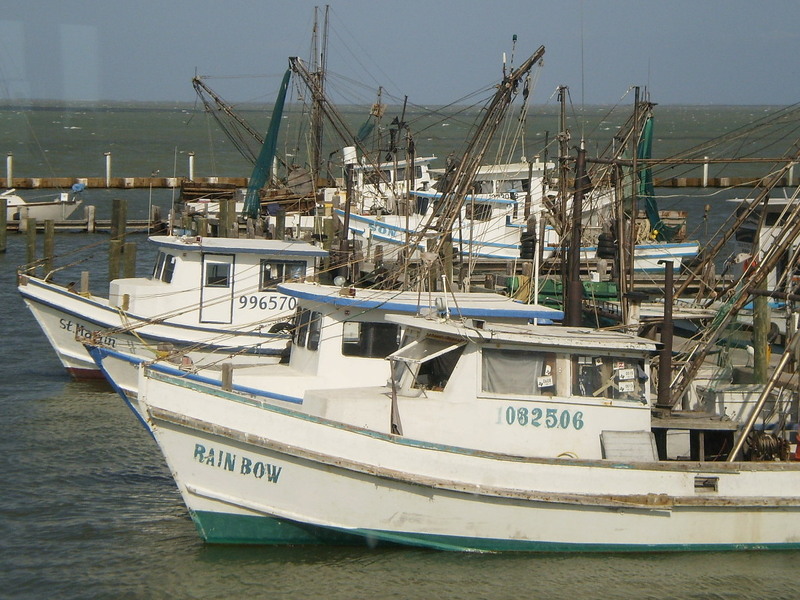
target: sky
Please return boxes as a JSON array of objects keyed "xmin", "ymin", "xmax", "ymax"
[{"xmin": 1, "ymin": 0, "xmax": 798, "ymax": 107}]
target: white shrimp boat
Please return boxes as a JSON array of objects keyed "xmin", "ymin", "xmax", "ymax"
[
  {"xmin": 19, "ymin": 235, "xmax": 327, "ymax": 378},
  {"xmin": 339, "ymin": 157, "xmax": 699, "ymax": 272},
  {"xmin": 131, "ymin": 302, "xmax": 800, "ymax": 551},
  {"xmin": 87, "ymin": 282, "xmax": 563, "ymax": 425}
]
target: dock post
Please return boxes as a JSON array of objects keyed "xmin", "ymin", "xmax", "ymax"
[
  {"xmin": 5, "ymin": 152, "xmax": 12, "ymax": 188},
  {"xmin": 85, "ymin": 205, "xmax": 96, "ymax": 233},
  {"xmin": 123, "ymin": 241, "xmax": 137, "ymax": 278},
  {"xmin": 753, "ymin": 294, "xmax": 770, "ymax": 384},
  {"xmin": 0, "ymin": 197, "xmax": 6, "ymax": 253},
  {"xmin": 110, "ymin": 197, "xmax": 127, "ymax": 241},
  {"xmin": 703, "ymin": 157, "xmax": 709, "ymax": 187},
  {"xmin": 104, "ymin": 152, "xmax": 112, "ymax": 187},
  {"xmin": 181, "ymin": 215, "xmax": 193, "ymax": 236},
  {"xmin": 44, "ymin": 220, "xmax": 55, "ymax": 279},
  {"xmin": 221, "ymin": 363, "xmax": 233, "ymax": 391},
  {"xmin": 109, "ymin": 239, "xmax": 122, "ymax": 281},
  {"xmin": 227, "ymin": 198, "xmax": 239, "ymax": 238},
  {"xmin": 188, "ymin": 152, "xmax": 195, "ymax": 181},
  {"xmin": 219, "ymin": 198, "xmax": 229, "ymax": 238},
  {"xmin": 276, "ymin": 209, "xmax": 286, "ymax": 240},
  {"xmin": 80, "ymin": 270, "xmax": 90, "ymax": 295},
  {"xmin": 323, "ymin": 218, "xmax": 334, "ymax": 249},
  {"xmin": 197, "ymin": 217, "xmax": 208, "ymax": 237},
  {"xmin": 150, "ymin": 205, "xmax": 161, "ymax": 232},
  {"xmin": 25, "ymin": 218, "xmax": 37, "ymax": 275}
]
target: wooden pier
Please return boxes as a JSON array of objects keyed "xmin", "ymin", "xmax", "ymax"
[
  {"xmin": 0, "ymin": 175, "xmax": 795, "ymax": 191},
  {"xmin": 0, "ymin": 176, "xmax": 247, "ymax": 190},
  {"xmin": 4, "ymin": 204, "xmax": 166, "ymax": 234}
]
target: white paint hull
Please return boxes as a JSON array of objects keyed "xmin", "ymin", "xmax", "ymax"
[
  {"xmin": 19, "ymin": 276, "xmax": 288, "ymax": 377},
  {"xmin": 141, "ymin": 370, "xmax": 800, "ymax": 551}
]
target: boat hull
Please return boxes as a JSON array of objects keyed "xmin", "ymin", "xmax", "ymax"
[
  {"xmin": 19, "ymin": 275, "xmax": 287, "ymax": 377},
  {"xmin": 141, "ymin": 370, "xmax": 800, "ymax": 552}
]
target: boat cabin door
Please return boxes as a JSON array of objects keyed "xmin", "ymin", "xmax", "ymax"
[{"xmin": 199, "ymin": 253, "xmax": 235, "ymax": 324}]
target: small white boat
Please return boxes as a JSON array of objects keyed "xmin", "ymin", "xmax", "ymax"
[
  {"xmin": 3, "ymin": 188, "xmax": 84, "ymax": 222},
  {"xmin": 19, "ymin": 235, "xmax": 327, "ymax": 378},
  {"xmin": 131, "ymin": 299, "xmax": 800, "ymax": 551}
]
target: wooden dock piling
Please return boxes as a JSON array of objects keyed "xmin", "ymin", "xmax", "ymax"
[
  {"xmin": 0, "ymin": 198, "xmax": 6, "ymax": 252},
  {"xmin": 44, "ymin": 220, "xmax": 55, "ymax": 278}
]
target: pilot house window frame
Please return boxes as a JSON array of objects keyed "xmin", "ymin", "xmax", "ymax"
[{"xmin": 259, "ymin": 260, "xmax": 307, "ymax": 291}]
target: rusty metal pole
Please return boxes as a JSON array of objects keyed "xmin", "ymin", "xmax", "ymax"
[
  {"xmin": 565, "ymin": 144, "xmax": 587, "ymax": 327},
  {"xmin": 656, "ymin": 260, "xmax": 675, "ymax": 409}
]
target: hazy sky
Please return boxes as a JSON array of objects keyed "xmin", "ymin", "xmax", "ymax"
[{"xmin": 1, "ymin": 0, "xmax": 798, "ymax": 107}]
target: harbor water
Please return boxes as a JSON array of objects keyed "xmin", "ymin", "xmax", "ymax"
[{"xmin": 2, "ymin": 104, "xmax": 799, "ymax": 599}]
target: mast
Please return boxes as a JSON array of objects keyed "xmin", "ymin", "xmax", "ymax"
[
  {"xmin": 557, "ymin": 86, "xmax": 570, "ymax": 299},
  {"xmin": 310, "ymin": 5, "xmax": 329, "ymax": 183},
  {"xmin": 565, "ymin": 143, "xmax": 588, "ymax": 326},
  {"xmin": 400, "ymin": 46, "xmax": 546, "ymax": 289}
]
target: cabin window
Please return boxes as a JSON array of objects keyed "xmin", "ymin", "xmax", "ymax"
[
  {"xmin": 205, "ymin": 262, "xmax": 231, "ymax": 288},
  {"xmin": 162, "ymin": 254, "xmax": 177, "ymax": 283},
  {"xmin": 498, "ymin": 179, "xmax": 529, "ymax": 194},
  {"xmin": 293, "ymin": 309, "xmax": 322, "ymax": 351},
  {"xmin": 413, "ymin": 345, "xmax": 464, "ymax": 390},
  {"xmin": 341, "ymin": 321, "xmax": 401, "ymax": 358},
  {"xmin": 573, "ymin": 355, "xmax": 647, "ymax": 402},
  {"xmin": 151, "ymin": 251, "xmax": 166, "ymax": 280},
  {"xmin": 260, "ymin": 260, "xmax": 306, "ymax": 290},
  {"xmin": 414, "ymin": 165, "xmax": 424, "ymax": 180},
  {"xmin": 307, "ymin": 312, "xmax": 322, "ymax": 351},
  {"xmin": 481, "ymin": 348, "xmax": 556, "ymax": 396},
  {"xmin": 464, "ymin": 202, "xmax": 493, "ymax": 221},
  {"xmin": 389, "ymin": 334, "xmax": 467, "ymax": 391}
]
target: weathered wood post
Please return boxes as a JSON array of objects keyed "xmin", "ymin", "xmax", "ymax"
[
  {"xmin": 275, "ymin": 209, "xmax": 286, "ymax": 240},
  {"xmin": 218, "ymin": 198, "xmax": 229, "ymax": 238},
  {"xmin": 85, "ymin": 204, "xmax": 96, "ymax": 233},
  {"xmin": 123, "ymin": 241, "xmax": 137, "ymax": 278},
  {"xmin": 80, "ymin": 271, "xmax": 90, "ymax": 295},
  {"xmin": 109, "ymin": 198, "xmax": 127, "ymax": 281},
  {"xmin": 25, "ymin": 218, "xmax": 37, "ymax": 275},
  {"xmin": 0, "ymin": 197, "xmax": 7, "ymax": 253},
  {"xmin": 227, "ymin": 198, "xmax": 239, "ymax": 238},
  {"xmin": 221, "ymin": 363, "xmax": 233, "ymax": 391},
  {"xmin": 753, "ymin": 294, "xmax": 770, "ymax": 384},
  {"xmin": 43, "ymin": 220, "xmax": 55, "ymax": 279},
  {"xmin": 109, "ymin": 239, "xmax": 122, "ymax": 281}
]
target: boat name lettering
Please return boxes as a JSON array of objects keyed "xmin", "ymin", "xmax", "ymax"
[
  {"xmin": 59, "ymin": 318, "xmax": 116, "ymax": 348},
  {"xmin": 368, "ymin": 222, "xmax": 398, "ymax": 238},
  {"xmin": 498, "ymin": 406, "xmax": 585, "ymax": 430},
  {"xmin": 238, "ymin": 295, "xmax": 297, "ymax": 312},
  {"xmin": 192, "ymin": 443, "xmax": 282, "ymax": 483}
]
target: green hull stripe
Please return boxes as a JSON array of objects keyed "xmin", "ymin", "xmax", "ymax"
[{"xmin": 190, "ymin": 510, "xmax": 800, "ymax": 552}]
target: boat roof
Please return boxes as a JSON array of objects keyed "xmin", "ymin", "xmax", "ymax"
[
  {"xmin": 278, "ymin": 283, "xmax": 564, "ymax": 321},
  {"xmin": 386, "ymin": 314, "xmax": 658, "ymax": 353},
  {"xmin": 430, "ymin": 160, "xmax": 554, "ymax": 179},
  {"xmin": 727, "ymin": 195, "xmax": 794, "ymax": 208},
  {"xmin": 148, "ymin": 235, "xmax": 329, "ymax": 257},
  {"xmin": 352, "ymin": 156, "xmax": 437, "ymax": 171},
  {"xmin": 411, "ymin": 190, "xmax": 517, "ymax": 205}
]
